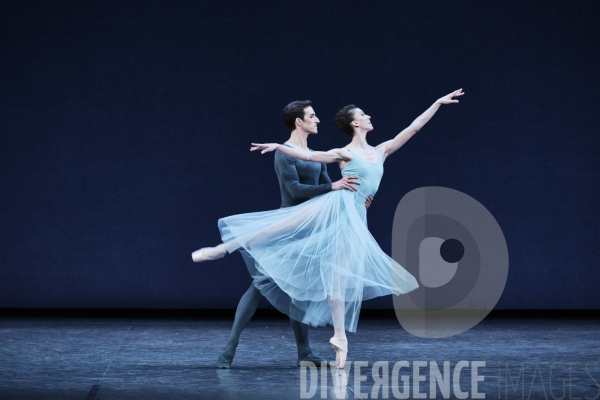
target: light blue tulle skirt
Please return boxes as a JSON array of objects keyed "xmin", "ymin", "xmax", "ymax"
[{"xmin": 218, "ymin": 190, "xmax": 419, "ymax": 332}]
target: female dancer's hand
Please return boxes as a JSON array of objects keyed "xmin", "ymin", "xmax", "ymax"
[
  {"xmin": 436, "ymin": 89, "xmax": 464, "ymax": 104},
  {"xmin": 250, "ymin": 143, "xmax": 279, "ymax": 154}
]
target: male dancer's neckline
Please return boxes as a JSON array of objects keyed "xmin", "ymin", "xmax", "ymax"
[{"xmin": 284, "ymin": 142, "xmax": 309, "ymax": 150}]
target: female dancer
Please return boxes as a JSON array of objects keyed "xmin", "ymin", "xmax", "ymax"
[{"xmin": 193, "ymin": 89, "xmax": 464, "ymax": 368}]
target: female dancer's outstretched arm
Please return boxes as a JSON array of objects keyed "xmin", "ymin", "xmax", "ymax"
[
  {"xmin": 250, "ymin": 144, "xmax": 352, "ymax": 164},
  {"xmin": 377, "ymin": 89, "xmax": 464, "ymax": 160}
]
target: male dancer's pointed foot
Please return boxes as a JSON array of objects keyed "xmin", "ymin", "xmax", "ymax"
[
  {"xmin": 329, "ymin": 336, "xmax": 348, "ymax": 369},
  {"xmin": 192, "ymin": 244, "xmax": 227, "ymax": 262},
  {"xmin": 216, "ymin": 345, "xmax": 236, "ymax": 369},
  {"xmin": 297, "ymin": 353, "xmax": 334, "ymax": 368}
]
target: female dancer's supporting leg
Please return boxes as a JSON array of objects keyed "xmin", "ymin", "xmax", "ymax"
[
  {"xmin": 328, "ymin": 271, "xmax": 348, "ymax": 369},
  {"xmin": 328, "ymin": 297, "xmax": 347, "ymax": 368}
]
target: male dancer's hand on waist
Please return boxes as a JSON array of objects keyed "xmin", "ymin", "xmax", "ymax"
[{"xmin": 332, "ymin": 175, "xmax": 359, "ymax": 192}]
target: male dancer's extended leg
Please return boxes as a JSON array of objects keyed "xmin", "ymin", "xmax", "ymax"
[{"xmin": 216, "ymin": 284, "xmax": 262, "ymax": 368}]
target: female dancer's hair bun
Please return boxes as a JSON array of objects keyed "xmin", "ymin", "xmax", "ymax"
[{"xmin": 334, "ymin": 105, "xmax": 357, "ymax": 137}]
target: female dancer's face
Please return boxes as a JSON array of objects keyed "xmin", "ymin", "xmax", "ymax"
[{"xmin": 352, "ymin": 108, "xmax": 373, "ymax": 132}]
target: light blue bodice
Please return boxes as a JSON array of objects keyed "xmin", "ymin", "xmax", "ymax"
[{"xmin": 341, "ymin": 147, "xmax": 384, "ymax": 202}]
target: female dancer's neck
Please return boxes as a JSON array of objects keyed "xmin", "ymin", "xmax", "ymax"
[{"xmin": 349, "ymin": 131, "xmax": 370, "ymax": 149}]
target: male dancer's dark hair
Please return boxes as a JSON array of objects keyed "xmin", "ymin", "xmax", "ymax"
[{"xmin": 283, "ymin": 100, "xmax": 313, "ymax": 131}]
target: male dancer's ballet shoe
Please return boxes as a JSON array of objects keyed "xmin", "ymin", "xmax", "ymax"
[
  {"xmin": 192, "ymin": 245, "xmax": 226, "ymax": 262},
  {"xmin": 297, "ymin": 353, "xmax": 334, "ymax": 368},
  {"xmin": 216, "ymin": 345, "xmax": 236, "ymax": 369},
  {"xmin": 329, "ymin": 337, "xmax": 348, "ymax": 369}
]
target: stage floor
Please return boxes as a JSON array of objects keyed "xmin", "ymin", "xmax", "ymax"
[{"xmin": 1, "ymin": 314, "xmax": 598, "ymax": 399}]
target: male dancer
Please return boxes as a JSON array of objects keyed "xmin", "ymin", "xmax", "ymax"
[{"xmin": 205, "ymin": 100, "xmax": 372, "ymax": 368}]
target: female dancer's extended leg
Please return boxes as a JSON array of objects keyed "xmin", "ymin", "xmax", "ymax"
[
  {"xmin": 192, "ymin": 199, "xmax": 321, "ymax": 263},
  {"xmin": 192, "ymin": 244, "xmax": 227, "ymax": 262}
]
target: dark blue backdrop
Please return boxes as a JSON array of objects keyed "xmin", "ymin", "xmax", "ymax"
[{"xmin": 1, "ymin": 0, "xmax": 598, "ymax": 310}]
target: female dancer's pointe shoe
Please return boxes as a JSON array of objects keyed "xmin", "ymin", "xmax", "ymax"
[
  {"xmin": 192, "ymin": 245, "xmax": 226, "ymax": 262},
  {"xmin": 329, "ymin": 336, "xmax": 348, "ymax": 369}
]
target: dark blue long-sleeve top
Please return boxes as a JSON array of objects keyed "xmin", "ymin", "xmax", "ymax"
[{"xmin": 274, "ymin": 144, "xmax": 332, "ymax": 208}]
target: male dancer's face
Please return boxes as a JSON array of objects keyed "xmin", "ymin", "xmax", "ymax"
[{"xmin": 297, "ymin": 106, "xmax": 320, "ymax": 135}]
